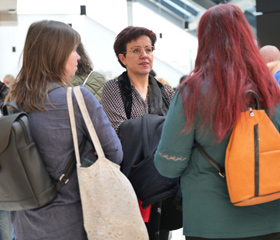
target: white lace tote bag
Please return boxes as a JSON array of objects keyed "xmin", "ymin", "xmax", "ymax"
[{"xmin": 67, "ymin": 86, "xmax": 149, "ymax": 240}]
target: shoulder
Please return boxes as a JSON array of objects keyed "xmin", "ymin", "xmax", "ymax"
[
  {"xmin": 273, "ymin": 70, "xmax": 280, "ymax": 80},
  {"xmin": 90, "ymin": 71, "xmax": 106, "ymax": 81},
  {"xmin": 102, "ymin": 79, "xmax": 123, "ymax": 104},
  {"xmin": 103, "ymin": 79, "xmax": 119, "ymax": 92},
  {"xmin": 77, "ymin": 86, "xmax": 102, "ymax": 113},
  {"xmin": 104, "ymin": 78, "xmax": 118, "ymax": 85},
  {"xmin": 168, "ymin": 91, "xmax": 183, "ymax": 111},
  {"xmin": 88, "ymin": 71, "xmax": 106, "ymax": 85},
  {"xmin": 79, "ymin": 85, "xmax": 97, "ymax": 99},
  {"xmin": 71, "ymin": 75, "xmax": 84, "ymax": 86},
  {"xmin": 162, "ymin": 83, "xmax": 174, "ymax": 93},
  {"xmin": 162, "ymin": 83, "xmax": 175, "ymax": 99}
]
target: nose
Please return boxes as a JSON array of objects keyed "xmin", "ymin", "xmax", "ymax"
[
  {"xmin": 76, "ymin": 52, "xmax": 81, "ymax": 61},
  {"xmin": 140, "ymin": 49, "xmax": 148, "ymax": 57}
]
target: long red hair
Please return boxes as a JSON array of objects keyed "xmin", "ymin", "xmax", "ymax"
[{"xmin": 180, "ymin": 4, "xmax": 280, "ymax": 142}]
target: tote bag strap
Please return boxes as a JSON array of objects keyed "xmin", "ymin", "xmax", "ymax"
[
  {"xmin": 73, "ymin": 86, "xmax": 105, "ymax": 158},
  {"xmin": 67, "ymin": 87, "xmax": 82, "ymax": 167},
  {"xmin": 67, "ymin": 86, "xmax": 105, "ymax": 166}
]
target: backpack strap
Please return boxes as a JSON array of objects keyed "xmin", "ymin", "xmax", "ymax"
[
  {"xmin": 56, "ymin": 137, "xmax": 86, "ymax": 190},
  {"xmin": 3, "ymin": 100, "xmax": 86, "ymax": 191},
  {"xmin": 194, "ymin": 140, "xmax": 225, "ymax": 178},
  {"xmin": 48, "ymin": 83, "xmax": 63, "ymax": 93},
  {"xmin": 2, "ymin": 101, "xmax": 20, "ymax": 115},
  {"xmin": 2, "ymin": 84, "xmax": 63, "ymax": 115},
  {"xmin": 194, "ymin": 90, "xmax": 261, "ymax": 179}
]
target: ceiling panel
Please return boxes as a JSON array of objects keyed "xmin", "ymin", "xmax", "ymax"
[
  {"xmin": 0, "ymin": 0, "xmax": 17, "ymax": 13},
  {"xmin": 0, "ymin": 0, "xmax": 17, "ymax": 26},
  {"xmin": 135, "ymin": 0, "xmax": 256, "ymax": 36}
]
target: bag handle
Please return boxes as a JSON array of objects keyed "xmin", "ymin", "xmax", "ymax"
[
  {"xmin": 245, "ymin": 90, "xmax": 260, "ymax": 110},
  {"xmin": 67, "ymin": 87, "xmax": 81, "ymax": 166},
  {"xmin": 56, "ymin": 137, "xmax": 86, "ymax": 190},
  {"xmin": 194, "ymin": 140, "xmax": 225, "ymax": 178},
  {"xmin": 2, "ymin": 101, "xmax": 20, "ymax": 115},
  {"xmin": 73, "ymin": 86, "xmax": 105, "ymax": 158},
  {"xmin": 67, "ymin": 86, "xmax": 105, "ymax": 167}
]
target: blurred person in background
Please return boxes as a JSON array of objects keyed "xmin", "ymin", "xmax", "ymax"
[
  {"xmin": 3, "ymin": 74, "xmax": 15, "ymax": 88},
  {"xmin": 71, "ymin": 42, "xmax": 106, "ymax": 102}
]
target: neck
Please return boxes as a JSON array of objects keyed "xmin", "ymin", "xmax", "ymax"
[
  {"xmin": 127, "ymin": 72, "xmax": 149, "ymax": 100},
  {"xmin": 127, "ymin": 72, "xmax": 149, "ymax": 89}
]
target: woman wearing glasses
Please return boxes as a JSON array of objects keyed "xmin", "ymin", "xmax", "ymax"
[
  {"xmin": 101, "ymin": 26, "xmax": 176, "ymax": 240},
  {"xmin": 102, "ymin": 26, "xmax": 174, "ymax": 135}
]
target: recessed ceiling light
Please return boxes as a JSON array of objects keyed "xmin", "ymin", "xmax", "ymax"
[{"xmin": 8, "ymin": 9, "xmax": 16, "ymax": 14}]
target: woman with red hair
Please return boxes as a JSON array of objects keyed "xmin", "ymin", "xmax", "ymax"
[{"xmin": 154, "ymin": 4, "xmax": 280, "ymax": 240}]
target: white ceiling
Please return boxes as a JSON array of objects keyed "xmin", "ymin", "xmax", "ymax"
[
  {"xmin": 0, "ymin": 0, "xmax": 17, "ymax": 26},
  {"xmin": 0, "ymin": 0, "xmax": 17, "ymax": 13}
]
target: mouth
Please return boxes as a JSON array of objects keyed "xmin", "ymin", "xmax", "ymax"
[{"xmin": 139, "ymin": 62, "xmax": 149, "ymax": 66}]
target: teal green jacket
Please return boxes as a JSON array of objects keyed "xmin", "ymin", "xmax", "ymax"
[{"xmin": 154, "ymin": 91, "xmax": 280, "ymax": 238}]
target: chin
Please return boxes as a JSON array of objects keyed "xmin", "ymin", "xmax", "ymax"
[
  {"xmin": 140, "ymin": 68, "xmax": 151, "ymax": 74},
  {"xmin": 67, "ymin": 73, "xmax": 75, "ymax": 79}
]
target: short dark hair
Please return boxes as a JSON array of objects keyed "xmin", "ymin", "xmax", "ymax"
[{"xmin": 114, "ymin": 26, "xmax": 157, "ymax": 68}]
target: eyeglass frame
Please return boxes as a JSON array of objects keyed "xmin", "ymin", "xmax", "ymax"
[{"xmin": 122, "ymin": 46, "xmax": 155, "ymax": 56}]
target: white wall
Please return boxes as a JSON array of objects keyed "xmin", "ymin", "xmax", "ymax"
[
  {"xmin": 132, "ymin": 3, "xmax": 197, "ymax": 75},
  {"xmin": 0, "ymin": 0, "xmax": 198, "ymax": 88}
]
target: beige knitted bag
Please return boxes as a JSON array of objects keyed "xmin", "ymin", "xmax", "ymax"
[{"xmin": 67, "ymin": 86, "xmax": 148, "ymax": 240}]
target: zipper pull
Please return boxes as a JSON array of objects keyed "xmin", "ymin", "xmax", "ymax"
[{"xmin": 249, "ymin": 107, "xmax": 254, "ymax": 117}]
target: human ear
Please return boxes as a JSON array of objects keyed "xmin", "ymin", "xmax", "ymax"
[{"xmin": 118, "ymin": 53, "xmax": 126, "ymax": 67}]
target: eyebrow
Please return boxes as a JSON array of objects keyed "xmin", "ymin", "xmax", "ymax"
[{"xmin": 130, "ymin": 45, "xmax": 152, "ymax": 48}]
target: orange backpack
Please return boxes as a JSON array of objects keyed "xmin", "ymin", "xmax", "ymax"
[{"xmin": 195, "ymin": 90, "xmax": 280, "ymax": 207}]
